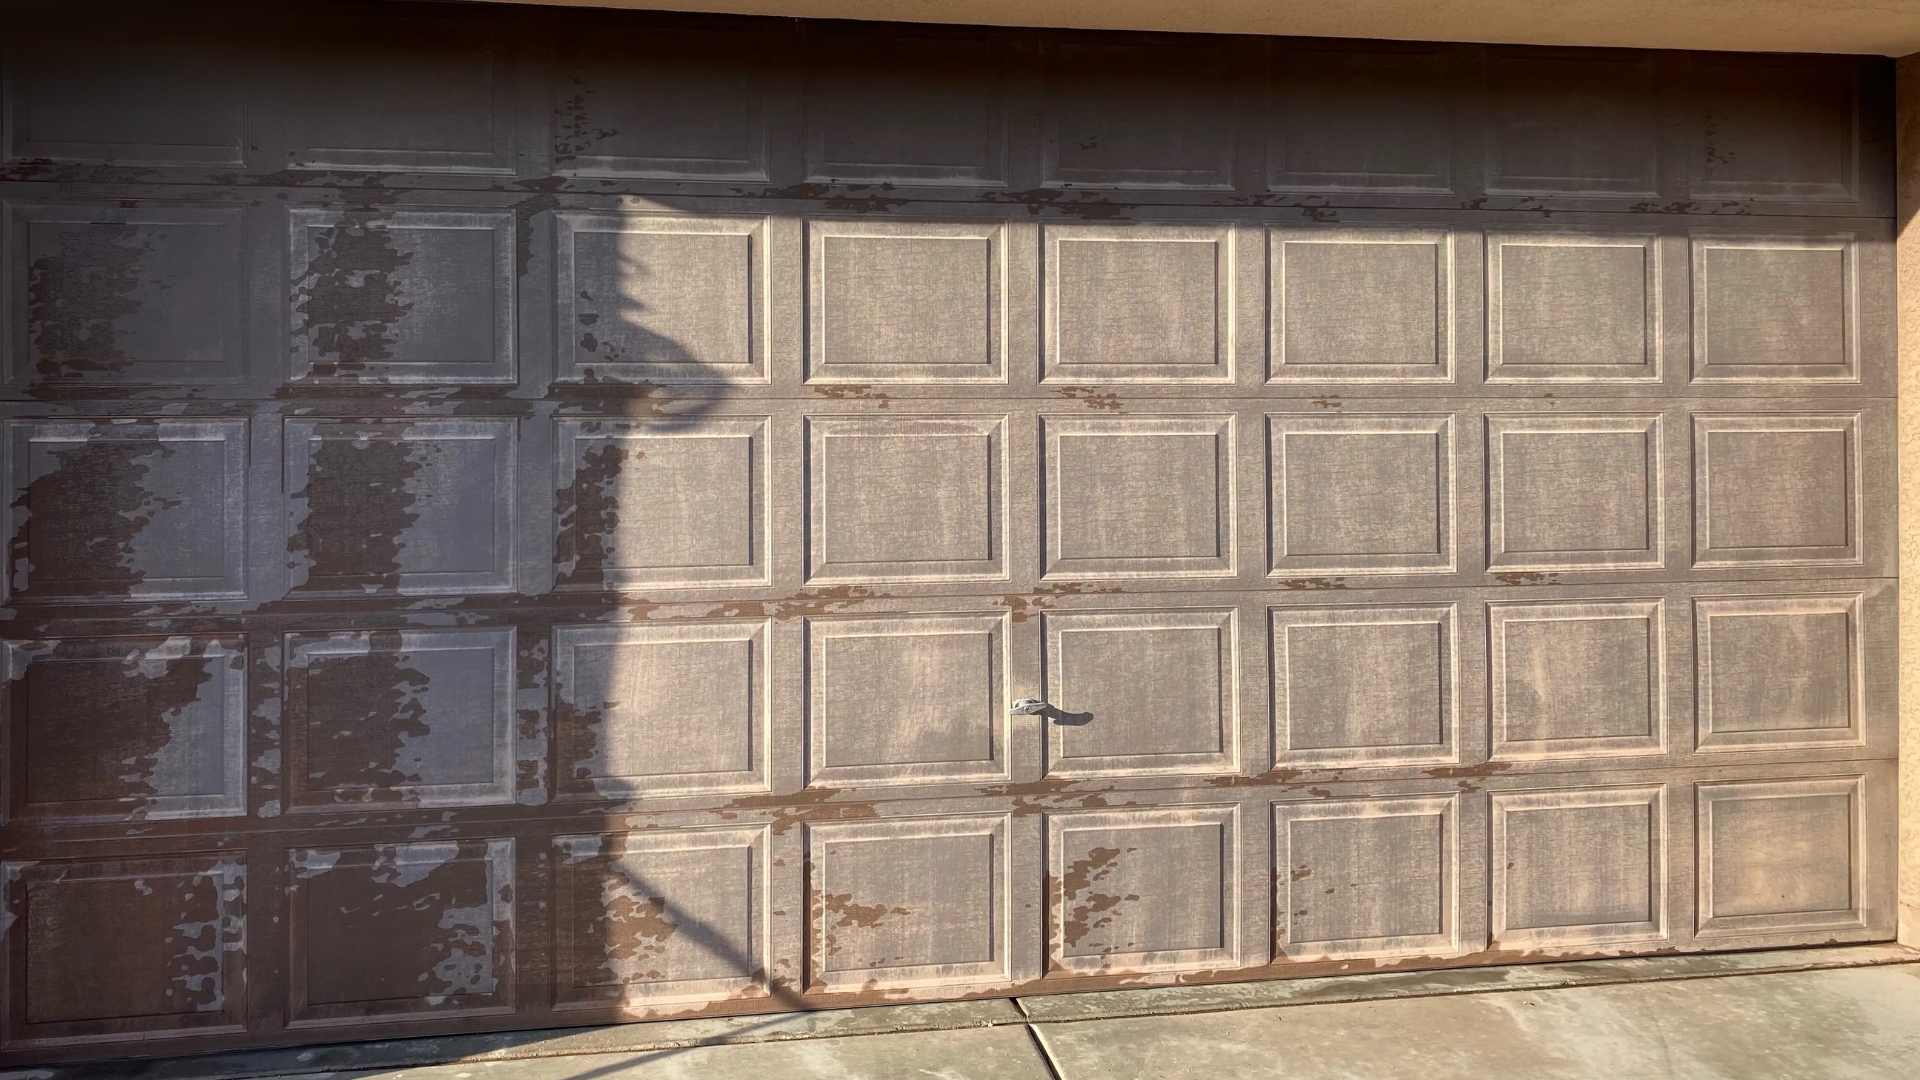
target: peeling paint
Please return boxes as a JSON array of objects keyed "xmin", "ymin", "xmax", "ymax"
[
  {"xmin": 11, "ymin": 433, "xmax": 178, "ymax": 598},
  {"xmin": 26, "ymin": 223, "xmax": 154, "ymax": 378},
  {"xmin": 293, "ymin": 211, "xmax": 413, "ymax": 377},
  {"xmin": 288, "ymin": 432, "xmax": 424, "ymax": 594},
  {"xmin": 1059, "ymin": 846, "xmax": 1126, "ymax": 950},
  {"xmin": 553, "ymin": 438, "xmax": 627, "ymax": 589},
  {"xmin": 1052, "ymin": 386, "xmax": 1123, "ymax": 411}
]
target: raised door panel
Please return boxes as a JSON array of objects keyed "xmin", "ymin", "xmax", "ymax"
[
  {"xmin": 803, "ymin": 28, "xmax": 1006, "ymax": 186},
  {"xmin": 1695, "ymin": 596, "xmax": 1863, "ymax": 751},
  {"xmin": 551, "ymin": 828, "xmax": 769, "ymax": 1009},
  {"xmin": 288, "ymin": 209, "xmax": 515, "ymax": 384},
  {"xmin": 557, "ymin": 213, "xmax": 767, "ymax": 384},
  {"xmin": 554, "ymin": 418, "xmax": 768, "ymax": 590},
  {"xmin": 285, "ymin": 419, "xmax": 516, "ymax": 596},
  {"xmin": 1487, "ymin": 415, "xmax": 1664, "ymax": 573},
  {"xmin": 806, "ymin": 816, "xmax": 1010, "ymax": 992},
  {"xmin": 5, "ymin": 203, "xmax": 247, "ymax": 387},
  {"xmin": 265, "ymin": 17, "xmax": 515, "ymax": 174},
  {"xmin": 1275, "ymin": 795, "xmax": 1461, "ymax": 962},
  {"xmin": 6, "ymin": 636, "xmax": 247, "ymax": 822},
  {"xmin": 1043, "ymin": 39, "xmax": 1235, "ymax": 189},
  {"xmin": 1490, "ymin": 600, "xmax": 1666, "ymax": 760},
  {"xmin": 283, "ymin": 629, "xmax": 516, "ymax": 810},
  {"xmin": 1492, "ymin": 787, "xmax": 1667, "ymax": 949},
  {"xmin": 1691, "ymin": 236, "xmax": 1856, "ymax": 382},
  {"xmin": 1, "ymin": 855, "xmax": 246, "ymax": 1047},
  {"xmin": 1268, "ymin": 45, "xmax": 1453, "ymax": 193},
  {"xmin": 554, "ymin": 24, "xmax": 769, "ymax": 180},
  {"xmin": 6, "ymin": 419, "xmax": 248, "ymax": 603},
  {"xmin": 551, "ymin": 621, "xmax": 770, "ymax": 801},
  {"xmin": 1487, "ymin": 231, "xmax": 1659, "ymax": 382},
  {"xmin": 808, "ymin": 417, "xmax": 1005, "ymax": 584},
  {"xmin": 1693, "ymin": 414, "xmax": 1859, "ymax": 568},
  {"xmin": 4, "ymin": 20, "xmax": 244, "ymax": 166},
  {"xmin": 1269, "ymin": 227, "xmax": 1454, "ymax": 383},
  {"xmin": 1696, "ymin": 778, "xmax": 1865, "ymax": 938},
  {"xmin": 1044, "ymin": 610, "xmax": 1236, "ymax": 778},
  {"xmin": 1485, "ymin": 51, "xmax": 1661, "ymax": 197},
  {"xmin": 1273, "ymin": 605, "xmax": 1456, "ymax": 768},
  {"xmin": 287, "ymin": 840, "xmax": 515, "ymax": 1024},
  {"xmin": 1048, "ymin": 807, "xmax": 1238, "ymax": 974},
  {"xmin": 1045, "ymin": 224, "xmax": 1234, "ymax": 383},
  {"xmin": 807, "ymin": 614, "xmax": 1007, "ymax": 786},
  {"xmin": 1269, "ymin": 415, "xmax": 1454, "ymax": 576},
  {"xmin": 1691, "ymin": 57, "xmax": 1858, "ymax": 203},
  {"xmin": 1044, "ymin": 416, "xmax": 1234, "ymax": 579},
  {"xmin": 809, "ymin": 221, "xmax": 1004, "ymax": 383}
]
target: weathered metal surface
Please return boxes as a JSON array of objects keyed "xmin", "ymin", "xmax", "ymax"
[{"xmin": 0, "ymin": 0, "xmax": 1899, "ymax": 1063}]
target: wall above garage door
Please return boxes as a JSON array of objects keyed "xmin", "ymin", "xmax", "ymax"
[{"xmin": 476, "ymin": 0, "xmax": 1920, "ymax": 57}]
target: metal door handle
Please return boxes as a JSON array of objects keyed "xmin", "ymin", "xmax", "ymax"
[{"xmin": 1010, "ymin": 698, "xmax": 1051, "ymax": 715}]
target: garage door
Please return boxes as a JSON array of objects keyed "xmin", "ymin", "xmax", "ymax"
[{"xmin": 0, "ymin": 2, "xmax": 1899, "ymax": 1061}]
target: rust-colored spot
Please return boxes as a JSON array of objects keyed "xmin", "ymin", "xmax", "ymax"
[
  {"xmin": 553, "ymin": 85, "xmax": 619, "ymax": 168},
  {"xmin": 811, "ymin": 385, "xmax": 892, "ymax": 409},
  {"xmin": 703, "ymin": 585, "xmax": 878, "ymax": 622},
  {"xmin": 1421, "ymin": 762, "xmax": 1513, "ymax": 780},
  {"xmin": 1052, "ymin": 386, "xmax": 1123, "ymax": 411},
  {"xmin": 1276, "ymin": 577, "xmax": 1348, "ymax": 591},
  {"xmin": 597, "ymin": 888, "xmax": 677, "ymax": 983},
  {"xmin": 717, "ymin": 787, "xmax": 882, "ymax": 835},
  {"xmin": 1205, "ymin": 767, "xmax": 1306, "ymax": 788},
  {"xmin": 1058, "ymin": 846, "xmax": 1123, "ymax": 949},
  {"xmin": 821, "ymin": 892, "xmax": 910, "ymax": 930},
  {"xmin": 1492, "ymin": 571, "xmax": 1559, "ymax": 586},
  {"xmin": 308, "ymin": 845, "xmax": 498, "ymax": 1003},
  {"xmin": 999, "ymin": 582, "xmax": 1125, "ymax": 624}
]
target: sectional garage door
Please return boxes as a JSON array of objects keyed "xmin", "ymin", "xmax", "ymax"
[{"xmin": 0, "ymin": 3, "xmax": 1900, "ymax": 1061}]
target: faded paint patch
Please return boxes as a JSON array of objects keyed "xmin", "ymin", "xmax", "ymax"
[
  {"xmin": 11, "ymin": 435, "xmax": 177, "ymax": 598},
  {"xmin": 295, "ymin": 631, "xmax": 435, "ymax": 803},
  {"xmin": 811, "ymin": 385, "xmax": 893, "ymax": 409},
  {"xmin": 585, "ymin": 861, "xmax": 681, "ymax": 984},
  {"xmin": 553, "ymin": 438, "xmax": 628, "ymax": 589},
  {"xmin": 822, "ymin": 893, "xmax": 912, "ymax": 930},
  {"xmin": 288, "ymin": 432, "xmax": 423, "ymax": 593},
  {"xmin": 999, "ymin": 583, "xmax": 1126, "ymax": 624},
  {"xmin": 17, "ymin": 637, "xmax": 221, "ymax": 816},
  {"xmin": 1053, "ymin": 386, "xmax": 1123, "ymax": 411},
  {"xmin": 553, "ymin": 85, "xmax": 618, "ymax": 169},
  {"xmin": 294, "ymin": 212, "xmax": 413, "ymax": 377},
  {"xmin": 26, "ymin": 223, "xmax": 153, "ymax": 378},
  {"xmin": 295, "ymin": 842, "xmax": 506, "ymax": 1009},
  {"xmin": 1060, "ymin": 846, "xmax": 1133, "ymax": 950}
]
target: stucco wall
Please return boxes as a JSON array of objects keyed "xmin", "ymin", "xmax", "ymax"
[
  {"xmin": 1900, "ymin": 53, "xmax": 1919, "ymax": 947},
  {"xmin": 480, "ymin": 0, "xmax": 1920, "ymax": 57}
]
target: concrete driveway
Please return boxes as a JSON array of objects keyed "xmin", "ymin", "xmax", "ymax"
[{"xmin": 27, "ymin": 945, "xmax": 1920, "ymax": 1080}]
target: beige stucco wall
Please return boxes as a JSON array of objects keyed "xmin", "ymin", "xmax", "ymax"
[
  {"xmin": 482, "ymin": 0, "xmax": 1920, "ymax": 56},
  {"xmin": 1900, "ymin": 53, "xmax": 1918, "ymax": 947}
]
